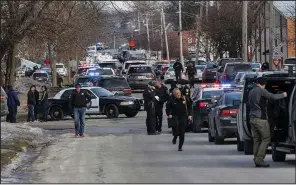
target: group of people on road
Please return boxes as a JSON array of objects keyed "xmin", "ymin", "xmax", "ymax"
[
  {"xmin": 143, "ymin": 79, "xmax": 192, "ymax": 151},
  {"xmin": 173, "ymin": 59, "xmax": 197, "ymax": 89}
]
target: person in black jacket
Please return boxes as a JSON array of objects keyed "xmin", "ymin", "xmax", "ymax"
[
  {"xmin": 6, "ymin": 85, "xmax": 20, "ymax": 123},
  {"xmin": 34, "ymin": 86, "xmax": 40, "ymax": 121},
  {"xmin": 166, "ymin": 88, "xmax": 192, "ymax": 151},
  {"xmin": 173, "ymin": 60, "xmax": 184, "ymax": 82},
  {"xmin": 40, "ymin": 85, "xmax": 49, "ymax": 122},
  {"xmin": 70, "ymin": 83, "xmax": 91, "ymax": 137},
  {"xmin": 186, "ymin": 62, "xmax": 197, "ymax": 88},
  {"xmin": 143, "ymin": 81, "xmax": 158, "ymax": 135},
  {"xmin": 154, "ymin": 80, "xmax": 170, "ymax": 133},
  {"xmin": 27, "ymin": 85, "xmax": 36, "ymax": 122}
]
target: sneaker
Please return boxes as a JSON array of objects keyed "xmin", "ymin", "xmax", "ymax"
[
  {"xmin": 80, "ymin": 134, "xmax": 85, "ymax": 137},
  {"xmin": 74, "ymin": 134, "xmax": 78, "ymax": 137}
]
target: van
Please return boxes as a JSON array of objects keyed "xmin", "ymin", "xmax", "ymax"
[
  {"xmin": 56, "ymin": 63, "xmax": 68, "ymax": 76},
  {"xmin": 236, "ymin": 72, "xmax": 296, "ymax": 155}
]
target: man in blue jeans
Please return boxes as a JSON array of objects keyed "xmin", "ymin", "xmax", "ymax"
[{"xmin": 70, "ymin": 83, "xmax": 91, "ymax": 137}]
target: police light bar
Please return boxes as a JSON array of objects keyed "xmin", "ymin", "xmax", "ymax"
[{"xmin": 201, "ymin": 83, "xmax": 220, "ymax": 88}]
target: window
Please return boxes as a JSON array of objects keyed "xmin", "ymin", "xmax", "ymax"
[
  {"xmin": 225, "ymin": 64, "xmax": 252, "ymax": 75},
  {"xmin": 33, "ymin": 73, "xmax": 48, "ymax": 78},
  {"xmin": 225, "ymin": 93, "xmax": 242, "ymax": 105},
  {"xmin": 220, "ymin": 59, "xmax": 243, "ymax": 66},
  {"xmin": 125, "ymin": 62, "xmax": 146, "ymax": 69},
  {"xmin": 284, "ymin": 58, "xmax": 296, "ymax": 65},
  {"xmin": 202, "ymin": 90, "xmax": 223, "ymax": 99},
  {"xmin": 56, "ymin": 65, "xmax": 64, "ymax": 68},
  {"xmin": 91, "ymin": 88, "xmax": 113, "ymax": 97},
  {"xmin": 99, "ymin": 63, "xmax": 116, "ymax": 68},
  {"xmin": 61, "ymin": 90, "xmax": 73, "ymax": 100},
  {"xmin": 101, "ymin": 78, "xmax": 130, "ymax": 88},
  {"xmin": 128, "ymin": 66, "xmax": 152, "ymax": 73}
]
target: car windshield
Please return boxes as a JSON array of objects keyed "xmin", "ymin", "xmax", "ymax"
[
  {"xmin": 202, "ymin": 90, "xmax": 223, "ymax": 99},
  {"xmin": 76, "ymin": 78, "xmax": 90, "ymax": 83},
  {"xmin": 284, "ymin": 58, "xmax": 296, "ymax": 65},
  {"xmin": 225, "ymin": 64, "xmax": 252, "ymax": 75},
  {"xmin": 56, "ymin": 65, "xmax": 64, "ymax": 68},
  {"xmin": 125, "ymin": 62, "xmax": 146, "ymax": 69},
  {"xmin": 77, "ymin": 68, "xmax": 89, "ymax": 75},
  {"xmin": 33, "ymin": 73, "xmax": 48, "ymax": 77},
  {"xmin": 91, "ymin": 87, "xmax": 114, "ymax": 97},
  {"xmin": 88, "ymin": 69, "xmax": 113, "ymax": 75},
  {"xmin": 220, "ymin": 59, "xmax": 243, "ymax": 66},
  {"xmin": 225, "ymin": 93, "xmax": 242, "ymax": 105},
  {"xmin": 101, "ymin": 78, "xmax": 129, "ymax": 88},
  {"xmin": 128, "ymin": 66, "xmax": 152, "ymax": 73},
  {"xmin": 251, "ymin": 63, "xmax": 260, "ymax": 68},
  {"xmin": 99, "ymin": 63, "xmax": 116, "ymax": 68}
]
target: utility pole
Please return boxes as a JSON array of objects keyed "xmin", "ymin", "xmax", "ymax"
[
  {"xmin": 138, "ymin": 11, "xmax": 141, "ymax": 48},
  {"xmin": 269, "ymin": 1, "xmax": 274, "ymax": 69},
  {"xmin": 179, "ymin": 1, "xmax": 184, "ymax": 66},
  {"xmin": 195, "ymin": 1, "xmax": 203, "ymax": 63},
  {"xmin": 242, "ymin": 1, "xmax": 248, "ymax": 62},
  {"xmin": 160, "ymin": 7, "xmax": 163, "ymax": 61},
  {"xmin": 205, "ymin": 1, "xmax": 209, "ymax": 61},
  {"xmin": 146, "ymin": 14, "xmax": 151, "ymax": 56},
  {"xmin": 113, "ymin": 31, "xmax": 116, "ymax": 49},
  {"xmin": 162, "ymin": 5, "xmax": 170, "ymax": 61}
]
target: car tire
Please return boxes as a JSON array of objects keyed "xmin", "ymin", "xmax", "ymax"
[
  {"xmin": 272, "ymin": 143, "xmax": 286, "ymax": 162},
  {"xmin": 105, "ymin": 104, "xmax": 119, "ymax": 118},
  {"xmin": 208, "ymin": 130, "xmax": 215, "ymax": 142},
  {"xmin": 237, "ymin": 135, "xmax": 244, "ymax": 151},
  {"xmin": 214, "ymin": 127, "xmax": 224, "ymax": 145},
  {"xmin": 192, "ymin": 114, "xmax": 202, "ymax": 133},
  {"xmin": 124, "ymin": 112, "xmax": 138, "ymax": 117},
  {"xmin": 50, "ymin": 106, "xmax": 64, "ymax": 121},
  {"xmin": 244, "ymin": 140, "xmax": 253, "ymax": 155}
]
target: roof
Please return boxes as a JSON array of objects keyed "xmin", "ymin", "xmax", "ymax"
[{"xmin": 273, "ymin": 1, "xmax": 295, "ymax": 18}]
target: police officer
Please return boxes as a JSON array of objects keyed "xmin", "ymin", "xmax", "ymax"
[
  {"xmin": 166, "ymin": 88, "xmax": 192, "ymax": 151},
  {"xmin": 154, "ymin": 80, "xmax": 170, "ymax": 133},
  {"xmin": 173, "ymin": 59, "xmax": 184, "ymax": 82},
  {"xmin": 248, "ymin": 77, "xmax": 287, "ymax": 167},
  {"xmin": 143, "ymin": 81, "xmax": 158, "ymax": 135},
  {"xmin": 186, "ymin": 62, "xmax": 197, "ymax": 88}
]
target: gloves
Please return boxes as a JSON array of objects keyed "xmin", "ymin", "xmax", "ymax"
[{"xmin": 155, "ymin": 96, "xmax": 160, "ymax": 101}]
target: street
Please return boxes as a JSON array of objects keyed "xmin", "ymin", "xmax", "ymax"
[{"xmin": 7, "ymin": 92, "xmax": 296, "ymax": 184}]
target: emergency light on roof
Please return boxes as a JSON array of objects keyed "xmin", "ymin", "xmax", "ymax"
[{"xmin": 201, "ymin": 83, "xmax": 220, "ymax": 88}]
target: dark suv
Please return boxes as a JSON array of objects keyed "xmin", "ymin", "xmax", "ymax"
[
  {"xmin": 216, "ymin": 62, "xmax": 252, "ymax": 84},
  {"xmin": 127, "ymin": 65, "xmax": 156, "ymax": 89},
  {"xmin": 96, "ymin": 76, "xmax": 132, "ymax": 96}
]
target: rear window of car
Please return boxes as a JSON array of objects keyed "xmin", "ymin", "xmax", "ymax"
[
  {"xmin": 220, "ymin": 59, "xmax": 243, "ymax": 66},
  {"xmin": 77, "ymin": 68, "xmax": 89, "ymax": 75},
  {"xmin": 225, "ymin": 64, "xmax": 252, "ymax": 75},
  {"xmin": 99, "ymin": 63, "xmax": 116, "ymax": 68},
  {"xmin": 33, "ymin": 73, "xmax": 48, "ymax": 78},
  {"xmin": 225, "ymin": 93, "xmax": 242, "ymax": 105},
  {"xmin": 101, "ymin": 78, "xmax": 130, "ymax": 88},
  {"xmin": 125, "ymin": 62, "xmax": 146, "ymax": 69},
  {"xmin": 251, "ymin": 63, "xmax": 261, "ymax": 68},
  {"xmin": 128, "ymin": 66, "xmax": 152, "ymax": 73},
  {"xmin": 202, "ymin": 90, "xmax": 223, "ymax": 99},
  {"xmin": 284, "ymin": 58, "xmax": 296, "ymax": 65}
]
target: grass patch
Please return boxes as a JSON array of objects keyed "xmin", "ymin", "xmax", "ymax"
[{"xmin": 1, "ymin": 150, "xmax": 18, "ymax": 168}]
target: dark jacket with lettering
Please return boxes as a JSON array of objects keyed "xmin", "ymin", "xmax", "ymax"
[{"xmin": 70, "ymin": 90, "xmax": 91, "ymax": 108}]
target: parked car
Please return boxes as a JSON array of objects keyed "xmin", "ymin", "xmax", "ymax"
[
  {"xmin": 126, "ymin": 65, "xmax": 156, "ymax": 89},
  {"xmin": 163, "ymin": 67, "xmax": 186, "ymax": 84},
  {"xmin": 48, "ymin": 87, "xmax": 142, "ymax": 120},
  {"xmin": 195, "ymin": 65, "xmax": 206, "ymax": 81},
  {"xmin": 216, "ymin": 62, "xmax": 253, "ymax": 84},
  {"xmin": 283, "ymin": 57, "xmax": 296, "ymax": 72},
  {"xmin": 32, "ymin": 70, "xmax": 50, "ymax": 83},
  {"xmin": 1, "ymin": 87, "xmax": 8, "ymax": 118},
  {"xmin": 98, "ymin": 62, "xmax": 123, "ymax": 75},
  {"xmin": 56, "ymin": 63, "xmax": 68, "ymax": 76},
  {"xmin": 96, "ymin": 76, "xmax": 133, "ymax": 96},
  {"xmin": 202, "ymin": 63, "xmax": 218, "ymax": 83},
  {"xmin": 208, "ymin": 91, "xmax": 242, "ymax": 144}
]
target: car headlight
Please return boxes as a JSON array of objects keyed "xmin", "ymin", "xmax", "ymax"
[{"xmin": 120, "ymin": 101, "xmax": 134, "ymax": 105}]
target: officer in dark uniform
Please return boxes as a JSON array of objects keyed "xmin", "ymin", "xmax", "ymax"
[
  {"xmin": 180, "ymin": 84, "xmax": 192, "ymax": 132},
  {"xmin": 166, "ymin": 88, "xmax": 192, "ymax": 151},
  {"xmin": 186, "ymin": 62, "xmax": 197, "ymax": 88},
  {"xmin": 154, "ymin": 80, "xmax": 170, "ymax": 133},
  {"xmin": 143, "ymin": 81, "xmax": 158, "ymax": 135},
  {"xmin": 173, "ymin": 59, "xmax": 184, "ymax": 82}
]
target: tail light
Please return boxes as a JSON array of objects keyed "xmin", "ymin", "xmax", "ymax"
[
  {"xmin": 123, "ymin": 89, "xmax": 132, "ymax": 94},
  {"xmin": 201, "ymin": 84, "xmax": 207, "ymax": 88},
  {"xmin": 0, "ymin": 96, "xmax": 7, "ymax": 101},
  {"xmin": 221, "ymin": 109, "xmax": 238, "ymax": 116},
  {"xmin": 199, "ymin": 102, "xmax": 207, "ymax": 107}
]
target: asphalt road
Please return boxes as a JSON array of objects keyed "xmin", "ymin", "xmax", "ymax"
[{"xmin": 7, "ymin": 90, "xmax": 296, "ymax": 183}]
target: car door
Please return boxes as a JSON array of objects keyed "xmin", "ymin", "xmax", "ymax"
[
  {"xmin": 214, "ymin": 95, "xmax": 224, "ymax": 132},
  {"xmin": 208, "ymin": 101, "xmax": 218, "ymax": 136},
  {"xmin": 82, "ymin": 89, "xmax": 100, "ymax": 114}
]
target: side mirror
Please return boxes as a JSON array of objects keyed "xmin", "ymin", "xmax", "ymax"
[{"xmin": 233, "ymin": 100, "xmax": 241, "ymax": 106}]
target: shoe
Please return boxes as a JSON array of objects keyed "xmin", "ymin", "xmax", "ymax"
[
  {"xmin": 255, "ymin": 162, "xmax": 270, "ymax": 168},
  {"xmin": 172, "ymin": 138, "xmax": 177, "ymax": 144},
  {"xmin": 74, "ymin": 134, "xmax": 78, "ymax": 137},
  {"xmin": 80, "ymin": 134, "xmax": 85, "ymax": 137},
  {"xmin": 178, "ymin": 148, "xmax": 183, "ymax": 151}
]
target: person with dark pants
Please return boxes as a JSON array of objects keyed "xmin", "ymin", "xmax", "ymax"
[
  {"xmin": 34, "ymin": 86, "xmax": 40, "ymax": 121},
  {"xmin": 143, "ymin": 81, "xmax": 158, "ymax": 135},
  {"xmin": 70, "ymin": 83, "xmax": 91, "ymax": 137},
  {"xmin": 6, "ymin": 85, "xmax": 20, "ymax": 123},
  {"xmin": 248, "ymin": 77, "xmax": 287, "ymax": 167},
  {"xmin": 27, "ymin": 85, "xmax": 36, "ymax": 122},
  {"xmin": 186, "ymin": 62, "xmax": 197, "ymax": 88},
  {"xmin": 154, "ymin": 80, "xmax": 170, "ymax": 133},
  {"xmin": 39, "ymin": 86, "xmax": 49, "ymax": 122},
  {"xmin": 166, "ymin": 88, "xmax": 192, "ymax": 151},
  {"xmin": 173, "ymin": 59, "xmax": 184, "ymax": 83}
]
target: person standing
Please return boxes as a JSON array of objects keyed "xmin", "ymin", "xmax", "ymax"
[
  {"xmin": 143, "ymin": 81, "xmax": 158, "ymax": 135},
  {"xmin": 27, "ymin": 85, "xmax": 36, "ymax": 122},
  {"xmin": 6, "ymin": 85, "xmax": 20, "ymax": 123},
  {"xmin": 34, "ymin": 85, "xmax": 40, "ymax": 121},
  {"xmin": 166, "ymin": 88, "xmax": 192, "ymax": 151},
  {"xmin": 70, "ymin": 83, "xmax": 91, "ymax": 137},
  {"xmin": 248, "ymin": 77, "xmax": 287, "ymax": 167},
  {"xmin": 173, "ymin": 59, "xmax": 184, "ymax": 82},
  {"xmin": 39, "ymin": 86, "xmax": 49, "ymax": 122},
  {"xmin": 186, "ymin": 62, "xmax": 197, "ymax": 88},
  {"xmin": 154, "ymin": 80, "xmax": 170, "ymax": 133}
]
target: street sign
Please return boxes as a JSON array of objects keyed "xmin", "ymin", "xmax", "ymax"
[{"xmin": 273, "ymin": 42, "xmax": 283, "ymax": 59}]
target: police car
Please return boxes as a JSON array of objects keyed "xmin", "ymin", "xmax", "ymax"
[{"xmin": 48, "ymin": 87, "xmax": 142, "ymax": 120}]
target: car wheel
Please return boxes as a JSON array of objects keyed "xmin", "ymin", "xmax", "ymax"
[
  {"xmin": 50, "ymin": 106, "xmax": 64, "ymax": 120},
  {"xmin": 192, "ymin": 114, "xmax": 202, "ymax": 133},
  {"xmin": 208, "ymin": 129, "xmax": 215, "ymax": 142},
  {"xmin": 272, "ymin": 143, "xmax": 286, "ymax": 162},
  {"xmin": 214, "ymin": 124, "xmax": 224, "ymax": 144},
  {"xmin": 237, "ymin": 135, "xmax": 244, "ymax": 151},
  {"xmin": 244, "ymin": 140, "xmax": 253, "ymax": 155},
  {"xmin": 124, "ymin": 112, "xmax": 138, "ymax": 117},
  {"xmin": 105, "ymin": 104, "xmax": 119, "ymax": 118}
]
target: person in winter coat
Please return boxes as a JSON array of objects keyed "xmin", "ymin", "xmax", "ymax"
[
  {"xmin": 34, "ymin": 86, "xmax": 40, "ymax": 121},
  {"xmin": 39, "ymin": 85, "xmax": 49, "ymax": 122},
  {"xmin": 6, "ymin": 85, "xmax": 20, "ymax": 123},
  {"xmin": 186, "ymin": 62, "xmax": 197, "ymax": 88},
  {"xmin": 27, "ymin": 85, "xmax": 36, "ymax": 122},
  {"xmin": 173, "ymin": 59, "xmax": 184, "ymax": 82}
]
